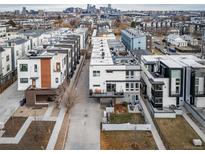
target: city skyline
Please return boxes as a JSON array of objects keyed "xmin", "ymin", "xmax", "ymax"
[{"xmin": 1, "ymin": 4, "xmax": 205, "ymax": 12}]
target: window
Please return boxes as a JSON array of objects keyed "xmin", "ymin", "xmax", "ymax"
[
  {"xmin": 6, "ymin": 55, "xmax": 9, "ymax": 62},
  {"xmin": 93, "ymin": 85, "xmax": 100, "ymax": 87},
  {"xmin": 130, "ymin": 71, "xmax": 134, "ymax": 78},
  {"xmin": 126, "ymin": 83, "xmax": 129, "ymax": 91},
  {"xmin": 20, "ymin": 64, "xmax": 28, "ymax": 72},
  {"xmin": 20, "ymin": 78, "xmax": 28, "ymax": 83},
  {"xmin": 56, "ymin": 63, "xmax": 61, "ymax": 72},
  {"xmin": 130, "ymin": 83, "xmax": 134, "ymax": 91},
  {"xmin": 107, "ymin": 70, "xmax": 113, "ymax": 73},
  {"xmin": 34, "ymin": 64, "xmax": 38, "ymax": 72},
  {"xmin": 55, "ymin": 78, "xmax": 59, "ymax": 83},
  {"xmin": 93, "ymin": 71, "xmax": 100, "ymax": 77},
  {"xmin": 126, "ymin": 71, "xmax": 129, "ymax": 78},
  {"xmin": 16, "ymin": 50, "xmax": 19, "ymax": 56},
  {"xmin": 135, "ymin": 83, "xmax": 139, "ymax": 91},
  {"xmin": 6, "ymin": 64, "xmax": 10, "ymax": 71}
]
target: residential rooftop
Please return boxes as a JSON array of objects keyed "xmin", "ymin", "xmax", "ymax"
[
  {"xmin": 121, "ymin": 28, "xmax": 146, "ymax": 38},
  {"xmin": 91, "ymin": 38, "xmax": 139, "ymax": 66},
  {"xmin": 142, "ymin": 55, "xmax": 205, "ymax": 69}
]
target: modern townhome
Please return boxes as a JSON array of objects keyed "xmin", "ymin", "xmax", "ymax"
[
  {"xmin": 74, "ymin": 28, "xmax": 89, "ymax": 50},
  {"xmin": 47, "ymin": 46, "xmax": 72, "ymax": 79},
  {"xmin": 141, "ymin": 55, "xmax": 205, "ymax": 110},
  {"xmin": 6, "ymin": 38, "xmax": 31, "ymax": 70},
  {"xmin": 20, "ymin": 30, "xmax": 44, "ymax": 49},
  {"xmin": 41, "ymin": 30, "xmax": 81, "ymax": 78},
  {"xmin": 17, "ymin": 50, "xmax": 67, "ymax": 106},
  {"xmin": 121, "ymin": 28, "xmax": 147, "ymax": 51},
  {"xmin": 89, "ymin": 37, "xmax": 141, "ymax": 103},
  {"xmin": 0, "ymin": 47, "xmax": 12, "ymax": 93}
]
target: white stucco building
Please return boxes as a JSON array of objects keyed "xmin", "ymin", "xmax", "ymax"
[
  {"xmin": 89, "ymin": 36, "xmax": 141, "ymax": 103},
  {"xmin": 17, "ymin": 50, "xmax": 67, "ymax": 91}
]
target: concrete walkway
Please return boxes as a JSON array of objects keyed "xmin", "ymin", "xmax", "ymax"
[
  {"xmin": 139, "ymin": 97, "xmax": 166, "ymax": 150},
  {"xmin": 46, "ymin": 107, "xmax": 66, "ymax": 150},
  {"xmin": 182, "ymin": 108, "xmax": 205, "ymax": 142},
  {"xmin": 43, "ymin": 103, "xmax": 55, "ymax": 119}
]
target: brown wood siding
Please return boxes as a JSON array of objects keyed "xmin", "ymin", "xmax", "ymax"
[{"xmin": 41, "ymin": 59, "xmax": 51, "ymax": 88}]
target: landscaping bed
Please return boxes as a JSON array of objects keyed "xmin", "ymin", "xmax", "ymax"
[
  {"xmin": 155, "ymin": 116, "xmax": 205, "ymax": 150},
  {"xmin": 2, "ymin": 117, "xmax": 27, "ymax": 137},
  {"xmin": 100, "ymin": 131, "xmax": 157, "ymax": 150},
  {"xmin": 0, "ymin": 121, "xmax": 55, "ymax": 150},
  {"xmin": 114, "ymin": 104, "xmax": 128, "ymax": 114},
  {"xmin": 110, "ymin": 113, "xmax": 145, "ymax": 124}
]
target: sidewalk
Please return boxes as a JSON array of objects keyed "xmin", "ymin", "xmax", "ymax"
[{"xmin": 139, "ymin": 96, "xmax": 166, "ymax": 150}]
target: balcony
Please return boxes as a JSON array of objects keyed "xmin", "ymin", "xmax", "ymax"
[{"xmin": 89, "ymin": 90, "xmax": 124, "ymax": 98}]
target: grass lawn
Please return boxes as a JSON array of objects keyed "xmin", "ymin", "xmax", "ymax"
[
  {"xmin": 100, "ymin": 131, "xmax": 158, "ymax": 150},
  {"xmin": 2, "ymin": 117, "xmax": 27, "ymax": 137},
  {"xmin": 155, "ymin": 116, "xmax": 205, "ymax": 150},
  {"xmin": 0, "ymin": 121, "xmax": 55, "ymax": 150},
  {"xmin": 110, "ymin": 113, "xmax": 145, "ymax": 124}
]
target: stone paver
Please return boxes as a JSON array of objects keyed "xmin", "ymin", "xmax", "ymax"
[
  {"xmin": 65, "ymin": 60, "xmax": 102, "ymax": 150},
  {"xmin": 139, "ymin": 97, "xmax": 166, "ymax": 150}
]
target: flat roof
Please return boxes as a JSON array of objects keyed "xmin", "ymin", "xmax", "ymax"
[
  {"xmin": 142, "ymin": 55, "xmax": 205, "ymax": 69},
  {"xmin": 91, "ymin": 37, "xmax": 139, "ymax": 66}
]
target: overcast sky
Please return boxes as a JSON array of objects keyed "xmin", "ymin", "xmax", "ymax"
[{"xmin": 1, "ymin": 4, "xmax": 205, "ymax": 11}]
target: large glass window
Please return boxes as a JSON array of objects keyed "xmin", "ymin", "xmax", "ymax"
[{"xmin": 171, "ymin": 70, "xmax": 181, "ymax": 95}]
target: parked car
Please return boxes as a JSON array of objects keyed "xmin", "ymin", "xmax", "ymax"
[{"xmin": 19, "ymin": 98, "xmax": 26, "ymax": 106}]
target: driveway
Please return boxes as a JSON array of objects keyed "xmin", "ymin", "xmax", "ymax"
[
  {"xmin": 64, "ymin": 60, "xmax": 101, "ymax": 150},
  {"xmin": 0, "ymin": 81, "xmax": 24, "ymax": 128}
]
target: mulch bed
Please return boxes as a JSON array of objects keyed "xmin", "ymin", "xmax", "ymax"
[
  {"xmin": 114, "ymin": 104, "xmax": 128, "ymax": 114},
  {"xmin": 2, "ymin": 117, "xmax": 27, "ymax": 137},
  {"xmin": 0, "ymin": 121, "xmax": 55, "ymax": 150}
]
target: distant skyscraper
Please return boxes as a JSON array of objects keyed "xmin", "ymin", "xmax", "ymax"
[
  {"xmin": 22, "ymin": 7, "xmax": 27, "ymax": 15},
  {"xmin": 108, "ymin": 4, "xmax": 112, "ymax": 9}
]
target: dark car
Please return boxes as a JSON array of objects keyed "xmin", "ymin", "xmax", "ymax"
[{"xmin": 19, "ymin": 98, "xmax": 26, "ymax": 106}]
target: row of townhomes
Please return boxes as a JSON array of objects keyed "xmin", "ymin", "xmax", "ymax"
[
  {"xmin": 17, "ymin": 28, "xmax": 88, "ymax": 106},
  {"xmin": 0, "ymin": 24, "xmax": 88, "ymax": 105},
  {"xmin": 89, "ymin": 27, "xmax": 205, "ymax": 127}
]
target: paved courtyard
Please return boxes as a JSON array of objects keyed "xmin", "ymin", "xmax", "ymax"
[
  {"xmin": 0, "ymin": 82, "xmax": 24, "ymax": 128},
  {"xmin": 65, "ymin": 60, "xmax": 102, "ymax": 150}
]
